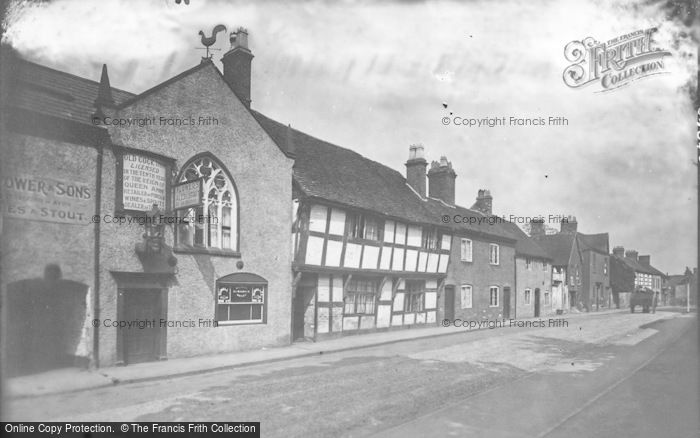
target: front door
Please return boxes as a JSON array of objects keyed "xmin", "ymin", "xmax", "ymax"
[
  {"xmin": 444, "ymin": 286, "xmax": 455, "ymax": 321},
  {"xmin": 534, "ymin": 288, "xmax": 541, "ymax": 317},
  {"xmin": 123, "ymin": 289, "xmax": 162, "ymax": 364},
  {"xmin": 503, "ymin": 287, "xmax": 511, "ymax": 319},
  {"xmin": 293, "ymin": 287, "xmax": 315, "ymax": 341}
]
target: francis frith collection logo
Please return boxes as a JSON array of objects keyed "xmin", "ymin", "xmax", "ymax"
[{"xmin": 563, "ymin": 27, "xmax": 671, "ymax": 91}]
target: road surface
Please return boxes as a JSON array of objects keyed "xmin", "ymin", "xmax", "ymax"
[{"xmin": 4, "ymin": 311, "xmax": 697, "ymax": 438}]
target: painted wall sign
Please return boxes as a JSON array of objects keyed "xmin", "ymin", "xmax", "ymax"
[
  {"xmin": 173, "ymin": 179, "xmax": 202, "ymax": 210},
  {"xmin": 122, "ymin": 153, "xmax": 167, "ymax": 211},
  {"xmin": 1, "ymin": 172, "xmax": 94, "ymax": 224}
]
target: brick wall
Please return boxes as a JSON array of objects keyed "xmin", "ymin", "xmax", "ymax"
[
  {"xmin": 1, "ymin": 133, "xmax": 98, "ymax": 364},
  {"xmin": 514, "ymin": 256, "xmax": 553, "ymax": 318},
  {"xmin": 443, "ymin": 235, "xmax": 515, "ymax": 321}
]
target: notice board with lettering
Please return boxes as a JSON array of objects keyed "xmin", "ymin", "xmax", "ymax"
[{"xmin": 115, "ymin": 148, "xmax": 173, "ymax": 214}]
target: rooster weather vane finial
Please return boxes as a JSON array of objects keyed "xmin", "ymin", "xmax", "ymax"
[{"xmin": 198, "ymin": 24, "xmax": 227, "ymax": 59}]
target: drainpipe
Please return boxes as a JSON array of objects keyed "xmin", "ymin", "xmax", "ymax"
[
  {"xmin": 92, "ymin": 134, "xmax": 104, "ymax": 368},
  {"xmin": 513, "ymin": 253, "xmax": 517, "ymax": 319}
]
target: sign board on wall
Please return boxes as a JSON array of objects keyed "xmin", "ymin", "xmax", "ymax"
[
  {"xmin": 121, "ymin": 153, "xmax": 167, "ymax": 211},
  {"xmin": 173, "ymin": 179, "xmax": 202, "ymax": 210},
  {"xmin": 1, "ymin": 173, "xmax": 94, "ymax": 224}
]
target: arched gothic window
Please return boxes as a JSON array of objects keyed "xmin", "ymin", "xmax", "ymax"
[{"xmin": 176, "ymin": 155, "xmax": 238, "ymax": 251}]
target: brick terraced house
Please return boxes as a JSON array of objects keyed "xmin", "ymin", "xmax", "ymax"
[{"xmin": 531, "ymin": 217, "xmax": 609, "ymax": 312}]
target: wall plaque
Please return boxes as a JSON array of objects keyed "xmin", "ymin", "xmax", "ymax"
[{"xmin": 121, "ymin": 153, "xmax": 167, "ymax": 211}]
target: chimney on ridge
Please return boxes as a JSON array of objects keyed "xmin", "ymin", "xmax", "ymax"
[
  {"xmin": 405, "ymin": 144, "xmax": 427, "ymax": 197},
  {"xmin": 530, "ymin": 218, "xmax": 546, "ymax": 237},
  {"xmin": 471, "ymin": 189, "xmax": 493, "ymax": 216},
  {"xmin": 638, "ymin": 255, "xmax": 650, "ymax": 266},
  {"xmin": 625, "ymin": 250, "xmax": 638, "ymax": 262},
  {"xmin": 221, "ymin": 27, "xmax": 253, "ymax": 108},
  {"xmin": 612, "ymin": 246, "xmax": 625, "ymax": 257},
  {"xmin": 428, "ymin": 156, "xmax": 457, "ymax": 205},
  {"xmin": 560, "ymin": 215, "xmax": 578, "ymax": 234}
]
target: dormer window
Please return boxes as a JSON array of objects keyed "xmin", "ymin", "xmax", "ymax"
[{"xmin": 176, "ymin": 155, "xmax": 238, "ymax": 251}]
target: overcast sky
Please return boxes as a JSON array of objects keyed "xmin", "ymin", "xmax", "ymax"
[{"xmin": 3, "ymin": 0, "xmax": 697, "ymax": 273}]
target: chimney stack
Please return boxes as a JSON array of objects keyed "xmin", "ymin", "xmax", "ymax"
[
  {"xmin": 560, "ymin": 215, "xmax": 578, "ymax": 234},
  {"xmin": 638, "ymin": 255, "xmax": 650, "ymax": 266},
  {"xmin": 405, "ymin": 144, "xmax": 427, "ymax": 197},
  {"xmin": 471, "ymin": 189, "xmax": 493, "ymax": 216},
  {"xmin": 625, "ymin": 250, "xmax": 638, "ymax": 261},
  {"xmin": 427, "ymin": 156, "xmax": 456, "ymax": 205},
  {"xmin": 530, "ymin": 218, "xmax": 545, "ymax": 237},
  {"xmin": 612, "ymin": 246, "xmax": 625, "ymax": 257},
  {"xmin": 221, "ymin": 27, "xmax": 253, "ymax": 108}
]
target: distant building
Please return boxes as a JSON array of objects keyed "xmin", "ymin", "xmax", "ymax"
[
  {"xmin": 610, "ymin": 247, "xmax": 665, "ymax": 307},
  {"xmin": 531, "ymin": 217, "xmax": 610, "ymax": 312},
  {"xmin": 665, "ymin": 267, "xmax": 697, "ymax": 307}
]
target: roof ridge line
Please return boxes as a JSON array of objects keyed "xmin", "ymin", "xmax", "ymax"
[{"xmin": 17, "ymin": 57, "xmax": 135, "ymax": 96}]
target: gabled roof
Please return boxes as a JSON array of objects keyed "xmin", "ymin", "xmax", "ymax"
[
  {"xmin": 612, "ymin": 255, "xmax": 665, "ymax": 277},
  {"xmin": 577, "ymin": 233, "xmax": 609, "ymax": 254},
  {"xmin": 532, "ymin": 233, "xmax": 576, "ymax": 266},
  {"xmin": 116, "ymin": 61, "xmax": 214, "ymax": 109},
  {"xmin": 251, "ymin": 110, "xmax": 516, "ymax": 242},
  {"xmin": 7, "ymin": 57, "xmax": 135, "ymax": 125},
  {"xmin": 7, "ymin": 57, "xmax": 295, "ymax": 158},
  {"xmin": 499, "ymin": 222, "xmax": 551, "ymax": 259}
]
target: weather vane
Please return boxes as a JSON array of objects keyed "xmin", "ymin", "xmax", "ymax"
[{"xmin": 198, "ymin": 24, "xmax": 227, "ymax": 59}]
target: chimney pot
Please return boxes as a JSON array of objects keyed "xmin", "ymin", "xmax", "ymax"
[
  {"xmin": 560, "ymin": 215, "xmax": 578, "ymax": 234},
  {"xmin": 612, "ymin": 246, "xmax": 625, "ymax": 257},
  {"xmin": 625, "ymin": 250, "xmax": 638, "ymax": 261},
  {"xmin": 471, "ymin": 188, "xmax": 493, "ymax": 216},
  {"xmin": 530, "ymin": 218, "xmax": 546, "ymax": 237},
  {"xmin": 405, "ymin": 144, "xmax": 428, "ymax": 197},
  {"xmin": 221, "ymin": 27, "xmax": 254, "ymax": 108},
  {"xmin": 427, "ymin": 156, "xmax": 456, "ymax": 205}
]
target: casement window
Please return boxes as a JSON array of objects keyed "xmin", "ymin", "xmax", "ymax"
[
  {"xmin": 524, "ymin": 289, "xmax": 531, "ymax": 305},
  {"xmin": 404, "ymin": 280, "xmax": 425, "ymax": 312},
  {"xmin": 544, "ymin": 291, "xmax": 551, "ymax": 305},
  {"xmin": 460, "ymin": 238, "xmax": 473, "ymax": 262},
  {"xmin": 489, "ymin": 244, "xmax": 500, "ymax": 265},
  {"xmin": 461, "ymin": 284, "xmax": 473, "ymax": 309},
  {"xmin": 176, "ymin": 156, "xmax": 237, "ymax": 251},
  {"xmin": 489, "ymin": 286, "xmax": 499, "ymax": 307},
  {"xmin": 525, "ymin": 258, "xmax": 532, "ymax": 270},
  {"xmin": 422, "ymin": 228, "xmax": 440, "ymax": 250},
  {"xmin": 347, "ymin": 214, "xmax": 381, "ymax": 241},
  {"xmin": 344, "ymin": 277, "xmax": 378, "ymax": 314},
  {"xmin": 215, "ymin": 274, "xmax": 267, "ymax": 324}
]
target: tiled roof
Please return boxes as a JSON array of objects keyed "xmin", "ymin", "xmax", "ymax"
[
  {"xmin": 8, "ymin": 57, "xmax": 517, "ymax": 243},
  {"xmin": 532, "ymin": 233, "xmax": 575, "ymax": 266},
  {"xmin": 577, "ymin": 233, "xmax": 609, "ymax": 254},
  {"xmin": 7, "ymin": 58, "xmax": 135, "ymax": 125},
  {"xmin": 499, "ymin": 222, "xmax": 551, "ymax": 259},
  {"xmin": 251, "ymin": 110, "xmax": 516, "ymax": 242},
  {"xmin": 614, "ymin": 255, "xmax": 665, "ymax": 277}
]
